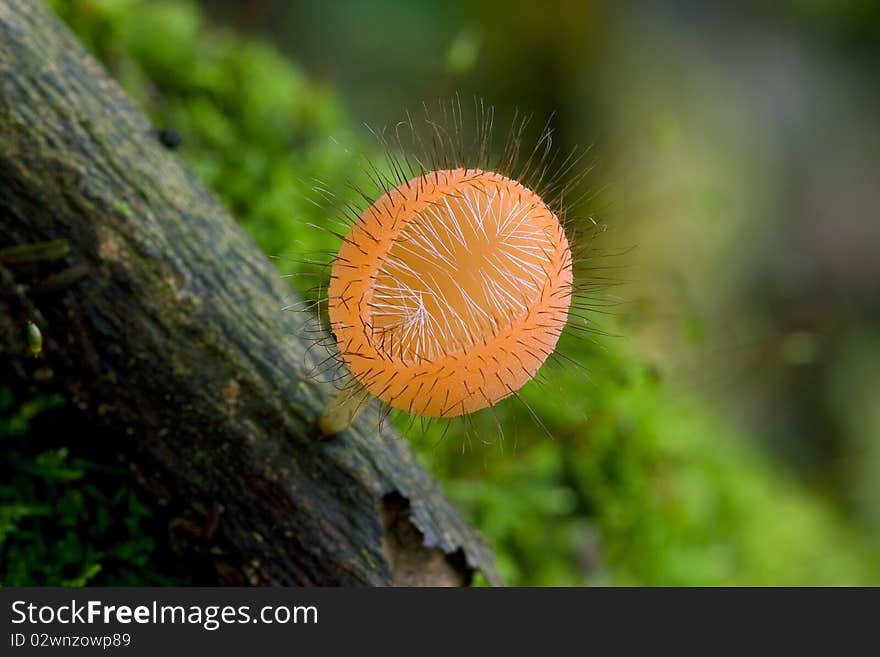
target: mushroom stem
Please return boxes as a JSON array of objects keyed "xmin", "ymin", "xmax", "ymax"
[{"xmin": 318, "ymin": 377, "xmax": 373, "ymax": 437}]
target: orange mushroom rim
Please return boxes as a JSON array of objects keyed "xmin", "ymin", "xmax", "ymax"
[{"xmin": 327, "ymin": 167, "xmax": 574, "ymax": 418}]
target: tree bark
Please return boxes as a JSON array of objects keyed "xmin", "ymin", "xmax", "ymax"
[{"xmin": 0, "ymin": 0, "xmax": 499, "ymax": 586}]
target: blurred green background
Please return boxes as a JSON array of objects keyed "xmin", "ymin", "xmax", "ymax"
[{"xmin": 2, "ymin": 0, "xmax": 879, "ymax": 585}]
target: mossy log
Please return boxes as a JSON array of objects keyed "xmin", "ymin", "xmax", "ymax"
[{"xmin": 0, "ymin": 0, "xmax": 499, "ymax": 586}]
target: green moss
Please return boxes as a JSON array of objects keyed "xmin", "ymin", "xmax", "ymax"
[
  {"xmin": 112, "ymin": 199, "xmax": 133, "ymax": 218},
  {"xmin": 0, "ymin": 389, "xmax": 187, "ymax": 585},
  {"xmin": 50, "ymin": 0, "xmax": 362, "ymax": 286},
  {"xmin": 20, "ymin": 0, "xmax": 878, "ymax": 585}
]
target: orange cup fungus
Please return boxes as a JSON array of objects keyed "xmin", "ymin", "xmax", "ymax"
[{"xmin": 323, "ymin": 167, "xmax": 573, "ymax": 427}]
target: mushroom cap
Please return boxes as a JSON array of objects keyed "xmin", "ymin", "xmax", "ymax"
[{"xmin": 328, "ymin": 168, "xmax": 572, "ymax": 417}]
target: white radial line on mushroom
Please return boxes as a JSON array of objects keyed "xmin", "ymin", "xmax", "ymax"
[
  {"xmin": 477, "ymin": 267, "xmax": 513, "ymax": 320},
  {"xmin": 382, "ymin": 254, "xmax": 424, "ymax": 280},
  {"xmin": 457, "ymin": 277, "xmax": 495, "ymax": 328},
  {"xmin": 499, "ymin": 203, "xmax": 539, "ymax": 245},
  {"xmin": 372, "ymin": 272, "xmax": 434, "ymax": 357},
  {"xmin": 420, "ymin": 305, "xmax": 446, "ymax": 360},
  {"xmin": 406, "ymin": 317, "xmax": 428, "ymax": 359},
  {"xmin": 372, "ymin": 272, "xmax": 439, "ymax": 358},
  {"xmin": 458, "ymin": 191, "xmax": 484, "ymax": 239},
  {"xmin": 451, "ymin": 194, "xmax": 477, "ymax": 240},
  {"xmin": 461, "ymin": 188, "xmax": 496, "ymax": 240},
  {"xmin": 425, "ymin": 271, "xmax": 473, "ymax": 351},
  {"xmin": 526, "ymin": 234, "xmax": 559, "ymax": 278},
  {"xmin": 486, "ymin": 255, "xmax": 539, "ymax": 296},
  {"xmin": 488, "ymin": 187, "xmax": 505, "ymax": 238},
  {"xmin": 488, "ymin": 269, "xmax": 529, "ymax": 314},
  {"xmin": 491, "ymin": 271, "xmax": 527, "ymax": 316},
  {"xmin": 442, "ymin": 196, "xmax": 469, "ymax": 248},
  {"xmin": 368, "ymin": 289, "xmax": 415, "ymax": 312},
  {"xmin": 499, "ymin": 232, "xmax": 546, "ymax": 260},
  {"xmin": 415, "ymin": 284, "xmax": 453, "ymax": 352},
  {"xmin": 496, "ymin": 198, "xmax": 526, "ymax": 237},
  {"xmin": 404, "ymin": 214, "xmax": 458, "ymax": 269},
  {"xmin": 496, "ymin": 245, "xmax": 543, "ymax": 298},
  {"xmin": 396, "ymin": 292, "xmax": 427, "ymax": 362},
  {"xmin": 370, "ymin": 291, "xmax": 418, "ymax": 326},
  {"xmin": 423, "ymin": 203, "xmax": 465, "ymax": 250},
  {"xmin": 496, "ymin": 244, "xmax": 547, "ymax": 279},
  {"xmin": 380, "ymin": 258, "xmax": 448, "ymax": 359},
  {"xmin": 423, "ymin": 311, "xmax": 442, "ymax": 361},
  {"xmin": 501, "ymin": 237, "xmax": 551, "ymax": 254},
  {"xmin": 415, "ymin": 287, "xmax": 446, "ymax": 362},
  {"xmin": 501, "ymin": 252, "xmax": 545, "ymax": 300},
  {"xmin": 389, "ymin": 236, "xmax": 453, "ymax": 273}
]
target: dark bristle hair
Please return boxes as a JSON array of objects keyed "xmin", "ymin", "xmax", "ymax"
[{"xmin": 281, "ymin": 97, "xmax": 619, "ymax": 446}]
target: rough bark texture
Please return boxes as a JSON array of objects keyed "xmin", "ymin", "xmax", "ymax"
[{"xmin": 0, "ymin": 0, "xmax": 500, "ymax": 586}]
